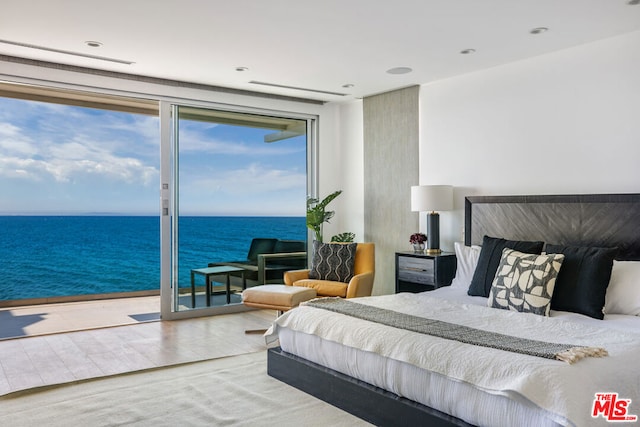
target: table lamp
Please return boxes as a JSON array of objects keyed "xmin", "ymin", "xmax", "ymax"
[{"xmin": 411, "ymin": 185, "xmax": 453, "ymax": 254}]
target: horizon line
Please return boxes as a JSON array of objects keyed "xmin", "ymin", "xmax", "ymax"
[{"xmin": 0, "ymin": 212, "xmax": 305, "ymax": 217}]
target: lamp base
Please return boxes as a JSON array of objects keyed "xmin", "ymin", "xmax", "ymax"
[{"xmin": 426, "ymin": 211, "xmax": 441, "ymax": 255}]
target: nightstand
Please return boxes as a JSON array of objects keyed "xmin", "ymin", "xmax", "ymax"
[{"xmin": 395, "ymin": 252, "xmax": 457, "ymax": 293}]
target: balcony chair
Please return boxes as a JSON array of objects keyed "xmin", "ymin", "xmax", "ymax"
[
  {"xmin": 209, "ymin": 238, "xmax": 307, "ymax": 288},
  {"xmin": 284, "ymin": 242, "xmax": 375, "ymax": 298}
]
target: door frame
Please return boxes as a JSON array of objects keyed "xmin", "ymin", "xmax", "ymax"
[{"xmin": 158, "ymin": 100, "xmax": 317, "ymax": 320}]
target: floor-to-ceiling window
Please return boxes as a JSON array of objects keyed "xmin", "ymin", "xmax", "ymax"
[{"xmin": 0, "ymin": 82, "xmax": 160, "ymax": 305}]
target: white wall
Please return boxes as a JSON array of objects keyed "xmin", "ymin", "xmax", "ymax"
[
  {"xmin": 419, "ymin": 30, "xmax": 640, "ymax": 250},
  {"xmin": 329, "ymin": 100, "xmax": 364, "ymax": 242}
]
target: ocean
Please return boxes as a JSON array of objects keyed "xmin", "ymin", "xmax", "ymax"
[{"xmin": 0, "ymin": 216, "xmax": 306, "ymax": 301}]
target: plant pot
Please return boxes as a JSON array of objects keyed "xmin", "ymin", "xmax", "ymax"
[{"xmin": 412, "ymin": 243, "xmax": 425, "ymax": 253}]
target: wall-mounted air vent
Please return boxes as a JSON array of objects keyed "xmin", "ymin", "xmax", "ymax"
[{"xmin": 249, "ymin": 80, "xmax": 348, "ymax": 96}]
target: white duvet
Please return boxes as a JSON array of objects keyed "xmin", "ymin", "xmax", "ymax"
[{"xmin": 266, "ymin": 289, "xmax": 640, "ymax": 427}]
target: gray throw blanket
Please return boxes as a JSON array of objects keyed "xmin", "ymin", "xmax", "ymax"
[{"xmin": 305, "ymin": 298, "xmax": 607, "ymax": 364}]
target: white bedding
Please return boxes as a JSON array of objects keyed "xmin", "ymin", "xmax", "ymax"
[{"xmin": 266, "ymin": 287, "xmax": 640, "ymax": 427}]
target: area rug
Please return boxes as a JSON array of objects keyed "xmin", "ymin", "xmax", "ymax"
[{"xmin": 0, "ymin": 351, "xmax": 371, "ymax": 426}]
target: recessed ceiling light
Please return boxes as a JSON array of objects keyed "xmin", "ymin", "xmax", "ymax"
[
  {"xmin": 85, "ymin": 41, "xmax": 102, "ymax": 48},
  {"xmin": 460, "ymin": 49, "xmax": 476, "ymax": 55},
  {"xmin": 530, "ymin": 27, "xmax": 549, "ymax": 35},
  {"xmin": 386, "ymin": 67, "xmax": 412, "ymax": 75}
]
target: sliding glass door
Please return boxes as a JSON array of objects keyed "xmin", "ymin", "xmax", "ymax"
[
  {"xmin": 0, "ymin": 80, "xmax": 316, "ymax": 322},
  {"xmin": 161, "ymin": 103, "xmax": 312, "ymax": 317}
]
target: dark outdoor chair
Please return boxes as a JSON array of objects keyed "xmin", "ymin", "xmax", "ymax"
[{"xmin": 208, "ymin": 238, "xmax": 307, "ymax": 287}]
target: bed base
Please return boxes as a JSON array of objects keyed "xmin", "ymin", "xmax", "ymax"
[{"xmin": 267, "ymin": 347, "xmax": 473, "ymax": 427}]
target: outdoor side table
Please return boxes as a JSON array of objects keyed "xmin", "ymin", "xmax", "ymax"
[{"xmin": 190, "ymin": 266, "xmax": 246, "ymax": 307}]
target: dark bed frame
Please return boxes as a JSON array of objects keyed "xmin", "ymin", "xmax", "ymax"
[
  {"xmin": 268, "ymin": 193, "xmax": 640, "ymax": 427},
  {"xmin": 464, "ymin": 193, "xmax": 640, "ymax": 260}
]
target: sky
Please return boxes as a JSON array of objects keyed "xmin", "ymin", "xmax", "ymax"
[{"xmin": 0, "ymin": 96, "xmax": 307, "ymax": 216}]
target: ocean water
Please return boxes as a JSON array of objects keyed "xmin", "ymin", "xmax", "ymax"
[{"xmin": 0, "ymin": 216, "xmax": 306, "ymax": 301}]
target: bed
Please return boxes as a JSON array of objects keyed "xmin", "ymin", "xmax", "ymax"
[{"xmin": 265, "ymin": 194, "xmax": 640, "ymax": 427}]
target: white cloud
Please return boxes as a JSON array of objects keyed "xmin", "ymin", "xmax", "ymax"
[
  {"xmin": 0, "ymin": 100, "xmax": 160, "ymax": 185},
  {"xmin": 0, "ymin": 157, "xmax": 42, "ymax": 179},
  {"xmin": 0, "ymin": 122, "xmax": 38, "ymax": 156},
  {"xmin": 0, "ymin": 122, "xmax": 20, "ymax": 136},
  {"xmin": 0, "ymin": 96, "xmax": 306, "ymax": 215},
  {"xmin": 186, "ymin": 162, "xmax": 304, "ymax": 196}
]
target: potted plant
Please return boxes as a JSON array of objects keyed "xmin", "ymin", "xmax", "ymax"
[
  {"xmin": 306, "ymin": 190, "xmax": 342, "ymax": 242},
  {"xmin": 331, "ymin": 232, "xmax": 355, "ymax": 243},
  {"xmin": 410, "ymin": 232, "xmax": 427, "ymax": 252}
]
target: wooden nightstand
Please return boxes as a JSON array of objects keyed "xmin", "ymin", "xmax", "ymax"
[{"xmin": 395, "ymin": 252, "xmax": 457, "ymax": 293}]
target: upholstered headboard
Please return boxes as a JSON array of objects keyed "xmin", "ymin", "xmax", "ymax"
[{"xmin": 464, "ymin": 194, "xmax": 640, "ymax": 261}]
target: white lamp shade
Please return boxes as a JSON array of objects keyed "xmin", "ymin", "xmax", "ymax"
[{"xmin": 411, "ymin": 185, "xmax": 453, "ymax": 212}]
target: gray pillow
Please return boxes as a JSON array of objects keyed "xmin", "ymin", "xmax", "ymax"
[{"xmin": 308, "ymin": 241, "xmax": 357, "ymax": 283}]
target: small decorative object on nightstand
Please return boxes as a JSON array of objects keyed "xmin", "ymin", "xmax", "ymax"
[
  {"xmin": 395, "ymin": 251, "xmax": 457, "ymax": 293},
  {"xmin": 409, "ymin": 232, "xmax": 427, "ymax": 253}
]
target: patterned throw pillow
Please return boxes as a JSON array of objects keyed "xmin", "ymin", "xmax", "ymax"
[
  {"xmin": 488, "ymin": 249, "xmax": 565, "ymax": 316},
  {"xmin": 308, "ymin": 241, "xmax": 357, "ymax": 283}
]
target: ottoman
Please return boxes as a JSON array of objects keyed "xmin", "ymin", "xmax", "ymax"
[{"xmin": 242, "ymin": 284, "xmax": 317, "ymax": 313}]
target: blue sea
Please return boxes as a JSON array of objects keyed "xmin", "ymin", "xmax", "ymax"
[{"xmin": 0, "ymin": 216, "xmax": 306, "ymax": 301}]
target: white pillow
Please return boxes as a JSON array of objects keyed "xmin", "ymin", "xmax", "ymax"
[
  {"xmin": 450, "ymin": 241, "xmax": 481, "ymax": 289},
  {"xmin": 604, "ymin": 260, "xmax": 640, "ymax": 316}
]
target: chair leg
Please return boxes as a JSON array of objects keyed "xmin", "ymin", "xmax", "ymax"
[
  {"xmin": 244, "ymin": 328, "xmax": 268, "ymax": 335},
  {"xmin": 244, "ymin": 310, "xmax": 283, "ymax": 334}
]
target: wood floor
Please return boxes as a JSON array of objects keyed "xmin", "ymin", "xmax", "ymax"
[{"xmin": 0, "ymin": 299, "xmax": 276, "ymax": 396}]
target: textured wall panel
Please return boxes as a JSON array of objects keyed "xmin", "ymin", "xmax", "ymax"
[{"xmin": 363, "ymin": 86, "xmax": 420, "ymax": 294}]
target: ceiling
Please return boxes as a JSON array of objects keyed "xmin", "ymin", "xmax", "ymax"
[{"xmin": 0, "ymin": 0, "xmax": 639, "ymax": 103}]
